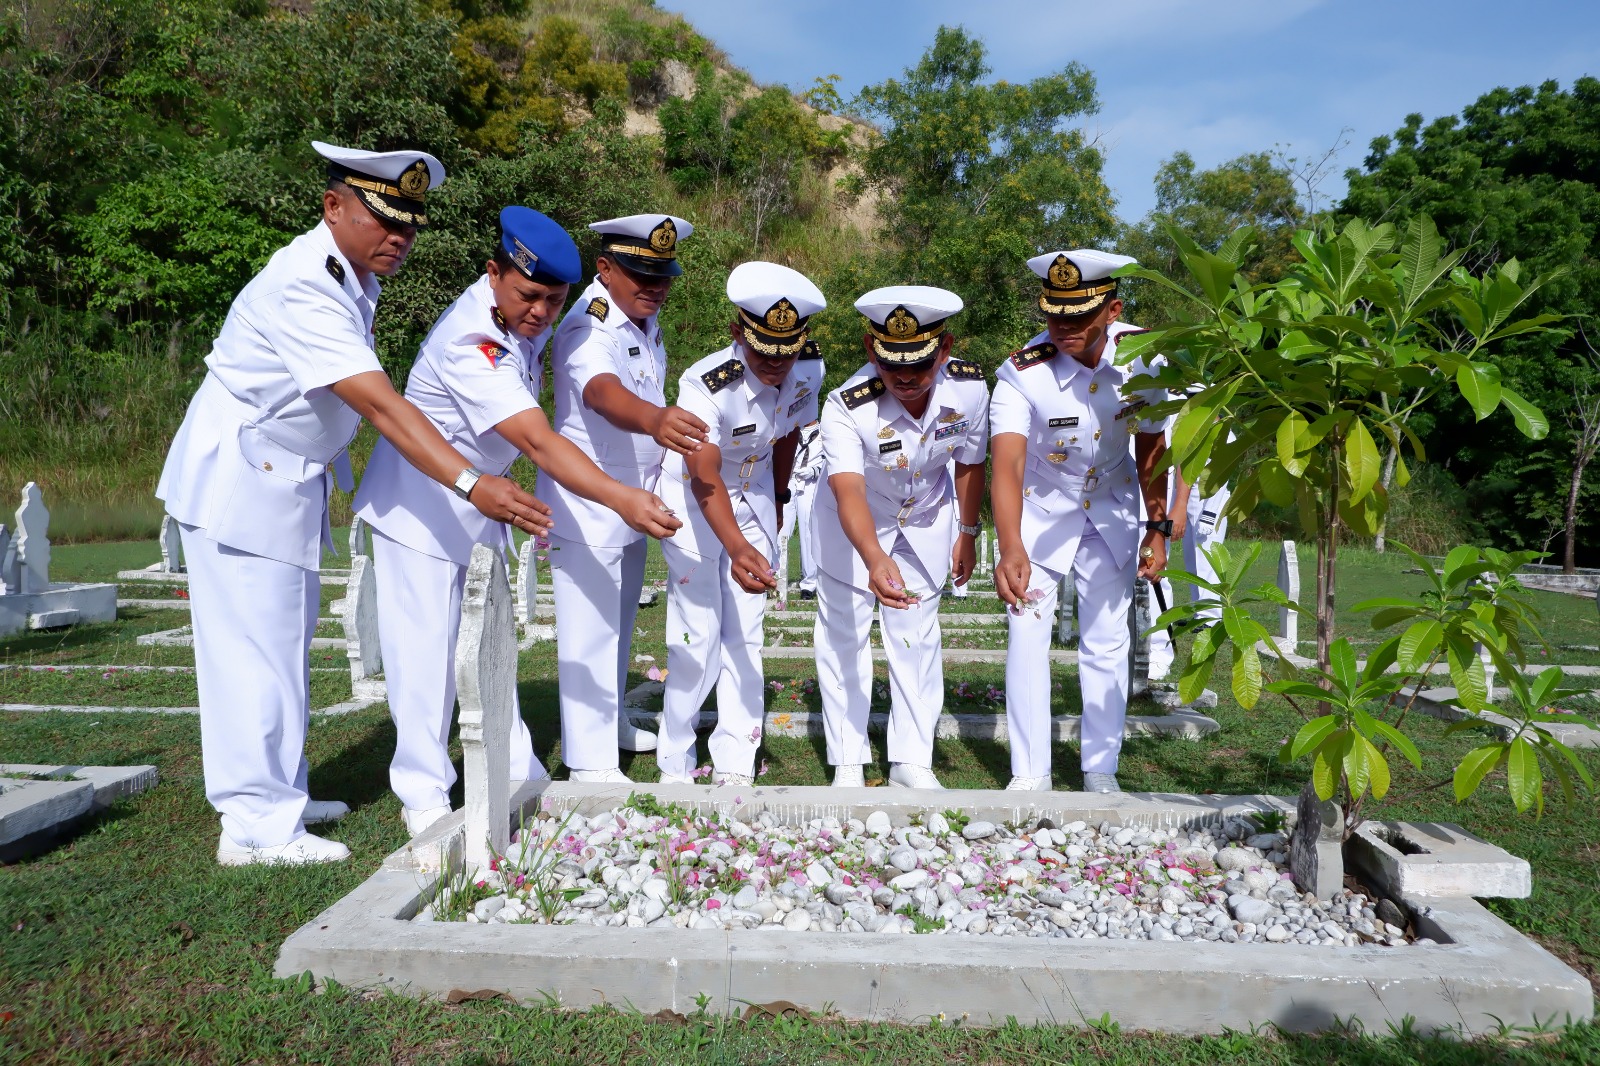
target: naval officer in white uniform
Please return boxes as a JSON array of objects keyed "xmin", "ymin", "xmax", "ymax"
[
  {"xmin": 779, "ymin": 385, "xmax": 825, "ymax": 601},
  {"xmin": 353, "ymin": 208, "xmax": 681, "ymax": 835},
  {"xmin": 657, "ymin": 262, "xmax": 826, "ymax": 786},
  {"xmin": 991, "ymin": 250, "xmax": 1170, "ymax": 794},
  {"xmin": 814, "ymin": 287, "xmax": 989, "ymax": 789},
  {"xmin": 537, "ymin": 214, "xmax": 710, "ymax": 782},
  {"xmin": 158, "ymin": 142, "xmax": 549, "ymax": 865}
]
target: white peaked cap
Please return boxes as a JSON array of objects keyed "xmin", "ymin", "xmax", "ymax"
[{"xmin": 727, "ymin": 261, "xmax": 826, "ymax": 318}]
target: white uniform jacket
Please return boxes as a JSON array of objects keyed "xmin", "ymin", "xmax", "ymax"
[
  {"xmin": 534, "ymin": 277, "xmax": 669, "ymax": 548},
  {"xmin": 158, "ymin": 222, "xmax": 382, "ymax": 569},
  {"xmin": 658, "ymin": 348, "xmax": 822, "ymax": 561},
  {"xmin": 815, "ymin": 360, "xmax": 990, "ymax": 590},
  {"xmin": 989, "ymin": 323, "xmax": 1166, "ymax": 575},
  {"xmin": 353, "ymin": 274, "xmax": 546, "ymax": 564}
]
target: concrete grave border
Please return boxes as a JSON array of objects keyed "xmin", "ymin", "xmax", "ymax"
[{"xmin": 275, "ymin": 781, "xmax": 1592, "ymax": 1036}]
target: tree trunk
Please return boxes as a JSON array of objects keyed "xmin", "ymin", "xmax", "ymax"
[
  {"xmin": 1372, "ymin": 444, "xmax": 1399, "ymax": 554},
  {"xmin": 1564, "ymin": 455, "xmax": 1585, "ymax": 574}
]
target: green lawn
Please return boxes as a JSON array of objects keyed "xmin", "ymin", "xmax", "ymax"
[{"xmin": 2, "ymin": 536, "xmax": 1597, "ymax": 1063}]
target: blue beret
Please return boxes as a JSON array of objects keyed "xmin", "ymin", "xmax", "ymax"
[{"xmin": 499, "ymin": 206, "xmax": 582, "ymax": 285}]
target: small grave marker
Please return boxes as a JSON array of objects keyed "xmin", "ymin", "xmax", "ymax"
[
  {"xmin": 341, "ymin": 555, "xmax": 381, "ymax": 681},
  {"xmin": 457, "ymin": 544, "xmax": 515, "ymax": 872},
  {"xmin": 158, "ymin": 515, "xmax": 185, "ymax": 574},
  {"xmin": 0, "ymin": 524, "xmax": 14, "ymax": 595},
  {"xmin": 1276, "ymin": 540, "xmax": 1300, "ymax": 645},
  {"xmin": 348, "ymin": 516, "xmax": 368, "ymax": 560},
  {"xmin": 15, "ymin": 483, "xmax": 50, "ymax": 595}
]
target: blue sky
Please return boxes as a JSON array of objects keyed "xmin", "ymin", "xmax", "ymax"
[{"xmin": 658, "ymin": 0, "xmax": 1599, "ymax": 224}]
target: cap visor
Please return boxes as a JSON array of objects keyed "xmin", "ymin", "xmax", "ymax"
[
  {"xmin": 607, "ymin": 250, "xmax": 683, "ymax": 278},
  {"xmin": 352, "ymin": 186, "xmax": 428, "ymax": 228},
  {"xmin": 871, "ymin": 336, "xmax": 941, "ymax": 366},
  {"xmin": 1039, "ymin": 289, "xmax": 1111, "ymax": 316}
]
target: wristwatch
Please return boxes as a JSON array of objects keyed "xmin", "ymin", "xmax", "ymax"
[
  {"xmin": 453, "ymin": 466, "xmax": 484, "ymax": 501},
  {"xmin": 958, "ymin": 522, "xmax": 981, "ymax": 537},
  {"xmin": 775, "ymin": 488, "xmax": 792, "ymax": 505},
  {"xmin": 1144, "ymin": 519, "xmax": 1173, "ymax": 536}
]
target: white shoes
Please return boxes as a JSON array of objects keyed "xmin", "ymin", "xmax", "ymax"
[
  {"xmin": 1083, "ymin": 772, "xmax": 1122, "ymax": 793},
  {"xmin": 887, "ymin": 763, "xmax": 945, "ymax": 790},
  {"xmin": 570, "ymin": 767, "xmax": 632, "ymax": 784},
  {"xmin": 658, "ymin": 772, "xmax": 694, "ymax": 785},
  {"xmin": 402, "ymin": 804, "xmax": 452, "ymax": 836},
  {"xmin": 217, "ymin": 832, "xmax": 349, "ymax": 867},
  {"xmin": 714, "ymin": 772, "xmax": 753, "ymax": 787},
  {"xmin": 617, "ymin": 715, "xmax": 658, "ymax": 753},
  {"xmin": 1005, "ymin": 775, "xmax": 1053, "ymax": 792},
  {"xmin": 831, "ymin": 764, "xmax": 865, "ymax": 787},
  {"xmin": 301, "ymin": 799, "xmax": 350, "ymax": 825}
]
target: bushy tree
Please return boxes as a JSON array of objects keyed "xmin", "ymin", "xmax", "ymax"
[
  {"xmin": 851, "ymin": 26, "xmax": 1115, "ymax": 350},
  {"xmin": 1340, "ymin": 78, "xmax": 1600, "ymax": 567}
]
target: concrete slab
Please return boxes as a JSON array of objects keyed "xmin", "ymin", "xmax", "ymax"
[
  {"xmin": 1347, "ymin": 821, "xmax": 1531, "ymax": 900},
  {"xmin": 117, "ymin": 569, "xmax": 351, "ymax": 586},
  {"xmin": 136, "ymin": 624, "xmax": 344, "ymax": 650},
  {"xmin": 0, "ymin": 762, "xmax": 157, "ymax": 858},
  {"xmin": 276, "ymin": 783, "xmax": 1592, "ymax": 1036},
  {"xmin": 0, "ymin": 582, "xmax": 118, "ymax": 636},
  {"xmin": 116, "ymin": 598, "xmax": 193, "ymax": 610},
  {"xmin": 761, "ymin": 646, "xmax": 1079, "ymax": 665},
  {"xmin": 0, "ymin": 697, "xmax": 382, "ymax": 717},
  {"xmin": 1403, "ymin": 686, "xmax": 1600, "ymax": 749}
]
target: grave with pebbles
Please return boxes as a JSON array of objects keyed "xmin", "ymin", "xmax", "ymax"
[{"xmin": 423, "ymin": 799, "xmax": 1411, "ymax": 949}]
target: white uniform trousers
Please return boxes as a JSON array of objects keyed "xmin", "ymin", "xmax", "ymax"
[
  {"xmin": 1004, "ymin": 521, "xmax": 1135, "ymax": 777},
  {"xmin": 658, "ymin": 540, "xmax": 766, "ymax": 778},
  {"xmin": 370, "ymin": 530, "xmax": 543, "ymax": 811},
  {"xmin": 548, "ymin": 533, "xmax": 646, "ymax": 772},
  {"xmin": 815, "ymin": 538, "xmax": 944, "ymax": 768},
  {"xmin": 1149, "ymin": 485, "xmax": 1230, "ymax": 671},
  {"xmin": 180, "ymin": 522, "xmax": 318, "ymax": 849}
]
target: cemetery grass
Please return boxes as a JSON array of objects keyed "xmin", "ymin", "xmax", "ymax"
[{"xmin": 2, "ymin": 542, "xmax": 1599, "ymax": 1062}]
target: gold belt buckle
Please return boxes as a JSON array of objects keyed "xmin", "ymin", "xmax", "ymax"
[{"xmin": 740, "ymin": 455, "xmax": 759, "ymax": 478}]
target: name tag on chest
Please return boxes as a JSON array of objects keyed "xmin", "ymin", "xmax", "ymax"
[
  {"xmin": 879, "ymin": 440, "xmax": 902, "ymax": 455},
  {"xmin": 1049, "ymin": 417, "xmax": 1079, "ymax": 428},
  {"xmin": 934, "ymin": 420, "xmax": 969, "ymax": 441},
  {"xmin": 628, "ymin": 346, "xmax": 641, "ymax": 358},
  {"xmin": 732, "ymin": 423, "xmax": 757, "ymax": 439}
]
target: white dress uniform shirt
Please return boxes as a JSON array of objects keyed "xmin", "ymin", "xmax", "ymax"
[
  {"xmin": 536, "ymin": 277, "xmax": 668, "ymax": 771},
  {"xmin": 812, "ymin": 360, "xmax": 989, "ymax": 769},
  {"xmin": 535, "ymin": 277, "xmax": 668, "ymax": 546},
  {"xmin": 656, "ymin": 349, "xmax": 821, "ymax": 779},
  {"xmin": 990, "ymin": 322, "xmax": 1166, "ymax": 780},
  {"xmin": 351, "ymin": 274, "xmax": 548, "ymax": 812},
  {"xmin": 156, "ymin": 221, "xmax": 384, "ymax": 850}
]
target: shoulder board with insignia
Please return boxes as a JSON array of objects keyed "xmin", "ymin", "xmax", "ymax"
[
  {"xmin": 1009, "ymin": 341, "xmax": 1057, "ymax": 370},
  {"xmin": 843, "ymin": 377, "xmax": 886, "ymax": 409},
  {"xmin": 491, "ymin": 306, "xmax": 508, "ymax": 332},
  {"xmin": 1117, "ymin": 327, "xmax": 1151, "ymax": 337},
  {"xmin": 586, "ymin": 297, "xmax": 609, "ymax": 321},
  {"xmin": 799, "ymin": 338, "xmax": 822, "ymax": 360},
  {"xmin": 325, "ymin": 255, "xmax": 345, "ymax": 285},
  {"xmin": 946, "ymin": 358, "xmax": 983, "ymax": 380},
  {"xmin": 702, "ymin": 358, "xmax": 744, "ymax": 393}
]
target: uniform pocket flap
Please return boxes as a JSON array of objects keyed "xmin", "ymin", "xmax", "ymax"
[{"xmin": 238, "ymin": 425, "xmax": 321, "ymax": 483}]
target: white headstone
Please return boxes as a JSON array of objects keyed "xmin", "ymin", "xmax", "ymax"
[
  {"xmin": 158, "ymin": 514, "xmax": 185, "ymax": 573},
  {"xmin": 776, "ymin": 527, "xmax": 791, "ymax": 606},
  {"xmin": 341, "ymin": 554, "xmax": 382, "ymax": 680},
  {"xmin": 515, "ymin": 538, "xmax": 538, "ymax": 625},
  {"xmin": 458, "ymin": 544, "xmax": 515, "ymax": 872},
  {"xmin": 348, "ymin": 515, "xmax": 368, "ymax": 560},
  {"xmin": 976, "ymin": 529, "xmax": 992, "ymax": 577},
  {"xmin": 1057, "ymin": 576, "xmax": 1078, "ymax": 643},
  {"xmin": 1277, "ymin": 540, "xmax": 1300, "ymax": 645},
  {"xmin": 14, "ymin": 483, "xmax": 50, "ymax": 595},
  {"xmin": 0, "ymin": 524, "xmax": 13, "ymax": 595},
  {"xmin": 1129, "ymin": 576, "xmax": 1153, "ymax": 693}
]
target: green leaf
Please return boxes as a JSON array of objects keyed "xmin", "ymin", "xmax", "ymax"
[
  {"xmin": 1454, "ymin": 744, "xmax": 1505, "ymax": 802},
  {"xmin": 1178, "ymin": 654, "xmax": 1217, "ymax": 704},
  {"xmin": 1455, "ymin": 362, "xmax": 1503, "ymax": 422},
  {"xmin": 1257, "ymin": 458, "xmax": 1297, "ymax": 506},
  {"xmin": 1231, "ymin": 639, "xmax": 1263, "ymax": 709},
  {"xmin": 1398, "ymin": 619, "xmax": 1443, "ymax": 671},
  {"xmin": 1328, "ymin": 639, "xmax": 1359, "ymax": 694},
  {"xmin": 1360, "ymin": 734, "xmax": 1391, "ymax": 800},
  {"xmin": 1288, "ymin": 714, "xmax": 1341, "ymax": 760},
  {"xmin": 1276, "ymin": 412, "xmax": 1317, "ymax": 477},
  {"xmin": 1343, "ymin": 730, "xmax": 1372, "ymax": 799},
  {"xmin": 1344, "ymin": 418, "xmax": 1381, "ymax": 499},
  {"xmin": 1312, "ymin": 742, "xmax": 1340, "ymax": 801},
  {"xmin": 1446, "ymin": 636, "xmax": 1489, "ymax": 711},
  {"xmin": 1498, "ymin": 387, "xmax": 1549, "ymax": 441},
  {"xmin": 1506, "ymin": 736, "xmax": 1541, "ymax": 814},
  {"xmin": 1363, "ymin": 715, "xmax": 1423, "ymax": 769}
]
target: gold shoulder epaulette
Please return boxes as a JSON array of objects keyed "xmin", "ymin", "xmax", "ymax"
[
  {"xmin": 843, "ymin": 377, "xmax": 885, "ymax": 409},
  {"xmin": 946, "ymin": 358, "xmax": 983, "ymax": 380},
  {"xmin": 702, "ymin": 358, "xmax": 744, "ymax": 393},
  {"xmin": 1009, "ymin": 341, "xmax": 1057, "ymax": 370},
  {"xmin": 586, "ymin": 296, "xmax": 609, "ymax": 321}
]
